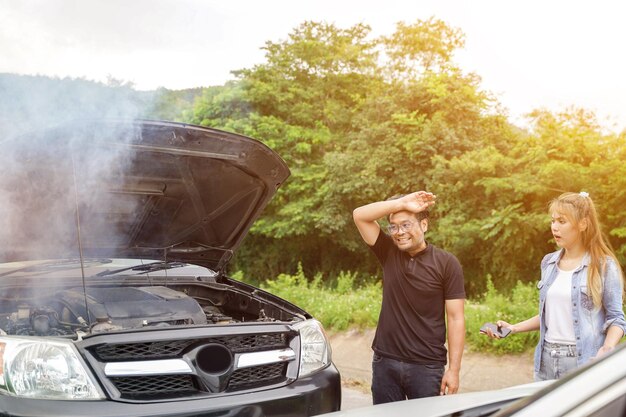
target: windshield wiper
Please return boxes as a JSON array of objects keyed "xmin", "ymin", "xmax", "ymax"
[{"xmin": 93, "ymin": 261, "xmax": 186, "ymax": 277}]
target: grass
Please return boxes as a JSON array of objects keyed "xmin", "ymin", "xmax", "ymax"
[
  {"xmin": 464, "ymin": 277, "xmax": 539, "ymax": 354},
  {"xmin": 260, "ymin": 264, "xmax": 381, "ymax": 331},
  {"xmin": 241, "ymin": 267, "xmax": 545, "ymax": 354}
]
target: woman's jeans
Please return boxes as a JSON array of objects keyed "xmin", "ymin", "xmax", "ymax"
[
  {"xmin": 371, "ymin": 352, "xmax": 444, "ymax": 404},
  {"xmin": 537, "ymin": 341, "xmax": 578, "ymax": 380}
]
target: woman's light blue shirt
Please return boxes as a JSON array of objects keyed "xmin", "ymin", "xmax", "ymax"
[{"xmin": 534, "ymin": 249, "xmax": 626, "ymax": 379}]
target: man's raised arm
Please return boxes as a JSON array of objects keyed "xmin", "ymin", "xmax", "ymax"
[{"xmin": 352, "ymin": 191, "xmax": 436, "ymax": 246}]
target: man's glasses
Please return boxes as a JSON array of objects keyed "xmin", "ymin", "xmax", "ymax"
[{"xmin": 387, "ymin": 221, "xmax": 414, "ymax": 234}]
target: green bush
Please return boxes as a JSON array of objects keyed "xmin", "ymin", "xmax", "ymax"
[
  {"xmin": 465, "ymin": 276, "xmax": 539, "ymax": 354},
  {"xmin": 260, "ymin": 264, "xmax": 381, "ymax": 331},
  {"xmin": 251, "ymin": 267, "xmax": 542, "ymax": 353}
]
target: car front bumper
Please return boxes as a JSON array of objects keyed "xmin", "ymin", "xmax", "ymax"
[{"xmin": 0, "ymin": 364, "xmax": 341, "ymax": 417}]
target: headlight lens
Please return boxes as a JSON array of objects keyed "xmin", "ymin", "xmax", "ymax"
[
  {"xmin": 293, "ymin": 319, "xmax": 331, "ymax": 377},
  {"xmin": 0, "ymin": 337, "xmax": 104, "ymax": 399}
]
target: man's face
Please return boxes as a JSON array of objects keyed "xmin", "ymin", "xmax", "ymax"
[{"xmin": 388, "ymin": 211, "xmax": 428, "ymax": 255}]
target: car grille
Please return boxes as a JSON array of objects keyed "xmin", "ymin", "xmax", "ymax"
[
  {"xmin": 92, "ymin": 333, "xmax": 288, "ymax": 361},
  {"xmin": 110, "ymin": 375, "xmax": 197, "ymax": 398},
  {"xmin": 229, "ymin": 362, "xmax": 287, "ymax": 389},
  {"xmin": 85, "ymin": 331, "xmax": 295, "ymax": 401}
]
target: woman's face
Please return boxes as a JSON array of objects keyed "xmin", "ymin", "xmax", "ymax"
[{"xmin": 551, "ymin": 211, "xmax": 584, "ymax": 250}]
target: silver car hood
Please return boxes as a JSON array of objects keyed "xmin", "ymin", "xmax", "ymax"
[
  {"xmin": 328, "ymin": 381, "xmax": 551, "ymax": 417},
  {"xmin": 0, "ymin": 119, "xmax": 290, "ymax": 271}
]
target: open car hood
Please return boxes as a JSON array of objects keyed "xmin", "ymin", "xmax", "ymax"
[{"xmin": 0, "ymin": 120, "xmax": 290, "ymax": 271}]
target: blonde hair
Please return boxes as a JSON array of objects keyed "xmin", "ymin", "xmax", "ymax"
[{"xmin": 549, "ymin": 192, "xmax": 625, "ymax": 307}]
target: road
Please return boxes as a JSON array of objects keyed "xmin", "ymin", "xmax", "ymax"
[{"xmin": 329, "ymin": 329, "xmax": 534, "ymax": 411}]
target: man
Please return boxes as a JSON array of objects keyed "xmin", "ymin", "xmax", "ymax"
[{"xmin": 353, "ymin": 191, "xmax": 465, "ymax": 404}]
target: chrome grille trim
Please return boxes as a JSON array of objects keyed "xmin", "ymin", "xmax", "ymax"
[
  {"xmin": 103, "ymin": 348, "xmax": 296, "ymax": 377},
  {"xmin": 236, "ymin": 348, "xmax": 296, "ymax": 369},
  {"xmin": 105, "ymin": 359, "xmax": 193, "ymax": 376}
]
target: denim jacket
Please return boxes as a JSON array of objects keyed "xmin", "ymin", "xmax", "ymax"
[{"xmin": 533, "ymin": 249, "xmax": 626, "ymax": 378}]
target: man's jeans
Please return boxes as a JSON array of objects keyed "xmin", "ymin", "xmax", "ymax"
[
  {"xmin": 537, "ymin": 341, "xmax": 578, "ymax": 380},
  {"xmin": 371, "ymin": 352, "xmax": 445, "ymax": 404}
]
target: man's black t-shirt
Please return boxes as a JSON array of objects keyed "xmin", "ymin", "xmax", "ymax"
[{"xmin": 370, "ymin": 231, "xmax": 465, "ymax": 364}]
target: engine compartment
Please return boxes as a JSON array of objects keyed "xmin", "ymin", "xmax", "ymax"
[{"xmin": 0, "ymin": 281, "xmax": 299, "ymax": 337}]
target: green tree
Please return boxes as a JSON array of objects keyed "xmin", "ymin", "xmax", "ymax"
[
  {"xmin": 185, "ymin": 19, "xmax": 626, "ymax": 297},
  {"xmin": 428, "ymin": 107, "xmax": 626, "ymax": 294},
  {"xmin": 185, "ymin": 21, "xmax": 385, "ymax": 279}
]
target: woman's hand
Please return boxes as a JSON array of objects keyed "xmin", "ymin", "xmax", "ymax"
[
  {"xmin": 483, "ymin": 321, "xmax": 515, "ymax": 339},
  {"xmin": 594, "ymin": 345, "xmax": 614, "ymax": 359}
]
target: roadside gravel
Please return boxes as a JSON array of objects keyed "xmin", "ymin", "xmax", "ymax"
[{"xmin": 329, "ymin": 328, "xmax": 534, "ymax": 410}]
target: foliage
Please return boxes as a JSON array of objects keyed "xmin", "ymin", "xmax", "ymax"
[
  {"xmin": 428, "ymin": 108, "xmax": 626, "ymax": 294},
  {"xmin": 9, "ymin": 16, "xmax": 626, "ymax": 300},
  {"xmin": 258, "ymin": 267, "xmax": 623, "ymax": 351},
  {"xmin": 5, "ymin": 18, "xmax": 625, "ymax": 363},
  {"xmin": 465, "ymin": 277, "xmax": 540, "ymax": 354},
  {"xmin": 0, "ymin": 73, "xmax": 198, "ymax": 130},
  {"xmin": 180, "ymin": 19, "xmax": 626, "ymax": 297},
  {"xmin": 255, "ymin": 268, "xmax": 541, "ymax": 353},
  {"xmin": 184, "ymin": 19, "xmax": 524, "ymax": 290},
  {"xmin": 382, "ymin": 18, "xmax": 466, "ymax": 77},
  {"xmin": 261, "ymin": 264, "xmax": 382, "ymax": 331},
  {"xmin": 145, "ymin": 87, "xmax": 202, "ymax": 121},
  {"xmin": 0, "ymin": 73, "xmax": 146, "ymax": 132}
]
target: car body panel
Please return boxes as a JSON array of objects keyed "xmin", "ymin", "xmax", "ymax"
[
  {"xmin": 493, "ymin": 342, "xmax": 626, "ymax": 417},
  {"xmin": 324, "ymin": 381, "xmax": 551, "ymax": 417},
  {"xmin": 0, "ymin": 365, "xmax": 341, "ymax": 417},
  {"xmin": 0, "ymin": 120, "xmax": 290, "ymax": 271}
]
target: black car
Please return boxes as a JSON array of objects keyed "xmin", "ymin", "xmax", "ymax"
[{"xmin": 0, "ymin": 120, "xmax": 341, "ymax": 416}]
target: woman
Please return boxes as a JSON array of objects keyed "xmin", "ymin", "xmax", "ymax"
[{"xmin": 485, "ymin": 192, "xmax": 626, "ymax": 380}]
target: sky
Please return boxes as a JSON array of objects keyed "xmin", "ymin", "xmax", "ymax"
[{"xmin": 2, "ymin": 0, "xmax": 626, "ymax": 131}]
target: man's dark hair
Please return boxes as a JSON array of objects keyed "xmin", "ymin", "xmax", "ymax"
[{"xmin": 386, "ymin": 194, "xmax": 430, "ymax": 222}]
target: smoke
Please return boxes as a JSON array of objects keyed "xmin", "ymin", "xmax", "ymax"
[{"xmin": 0, "ymin": 74, "xmax": 155, "ymax": 263}]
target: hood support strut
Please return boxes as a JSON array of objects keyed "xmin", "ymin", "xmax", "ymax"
[{"xmin": 71, "ymin": 152, "xmax": 91, "ymax": 328}]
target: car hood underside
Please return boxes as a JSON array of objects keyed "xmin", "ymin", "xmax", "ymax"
[{"xmin": 0, "ymin": 120, "xmax": 290, "ymax": 271}]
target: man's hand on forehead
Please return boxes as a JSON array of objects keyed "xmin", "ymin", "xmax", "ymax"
[{"xmin": 402, "ymin": 191, "xmax": 436, "ymax": 213}]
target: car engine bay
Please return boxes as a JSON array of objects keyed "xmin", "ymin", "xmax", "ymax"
[{"xmin": 0, "ymin": 281, "xmax": 298, "ymax": 338}]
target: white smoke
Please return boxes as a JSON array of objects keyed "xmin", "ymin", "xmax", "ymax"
[{"xmin": 0, "ymin": 74, "xmax": 154, "ymax": 262}]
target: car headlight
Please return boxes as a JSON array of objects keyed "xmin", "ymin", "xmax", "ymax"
[
  {"xmin": 0, "ymin": 337, "xmax": 104, "ymax": 399},
  {"xmin": 293, "ymin": 319, "xmax": 331, "ymax": 377}
]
